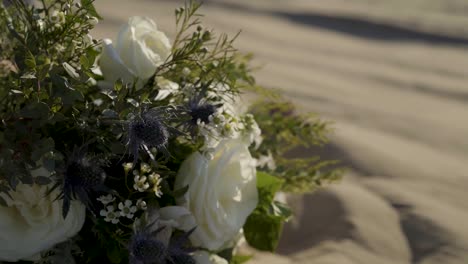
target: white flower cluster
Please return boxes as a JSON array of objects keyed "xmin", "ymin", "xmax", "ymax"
[
  {"xmin": 97, "ymin": 194, "xmax": 147, "ymax": 224},
  {"xmin": 196, "ymin": 99, "xmax": 263, "ymax": 161},
  {"xmin": 127, "ymin": 162, "xmax": 164, "ymax": 198}
]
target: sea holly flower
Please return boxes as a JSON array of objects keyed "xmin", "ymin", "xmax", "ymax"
[
  {"xmin": 129, "ymin": 221, "xmax": 196, "ymax": 264},
  {"xmin": 128, "ymin": 227, "xmax": 168, "ymax": 264},
  {"xmin": 100, "ymin": 205, "xmax": 120, "ymax": 224},
  {"xmin": 119, "ymin": 200, "xmax": 137, "ymax": 219},
  {"xmin": 127, "ymin": 109, "xmax": 170, "ymax": 163},
  {"xmin": 48, "ymin": 147, "xmax": 110, "ymax": 219}
]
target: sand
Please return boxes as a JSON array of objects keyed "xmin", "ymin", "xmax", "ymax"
[{"xmin": 92, "ymin": 1, "xmax": 468, "ymax": 263}]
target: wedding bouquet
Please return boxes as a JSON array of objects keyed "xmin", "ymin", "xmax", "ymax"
[{"xmin": 0, "ymin": 1, "xmax": 342, "ymax": 263}]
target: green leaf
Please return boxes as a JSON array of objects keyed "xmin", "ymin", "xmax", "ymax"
[
  {"xmin": 106, "ymin": 243, "xmax": 122, "ymax": 264},
  {"xmin": 19, "ymin": 102, "xmax": 49, "ymax": 119},
  {"xmin": 271, "ymin": 201, "xmax": 292, "ymax": 220},
  {"xmin": 243, "ymin": 172, "xmax": 291, "ymax": 251},
  {"xmin": 243, "ymin": 211, "xmax": 283, "ymax": 252},
  {"xmin": 257, "ymin": 171, "xmax": 283, "ymax": 196},
  {"xmin": 230, "ymin": 255, "xmax": 253, "ymax": 264},
  {"xmin": 256, "ymin": 171, "xmax": 283, "ymax": 208},
  {"xmin": 82, "ymin": 0, "xmax": 102, "ymax": 19},
  {"xmin": 24, "ymin": 50, "xmax": 36, "ymax": 69}
]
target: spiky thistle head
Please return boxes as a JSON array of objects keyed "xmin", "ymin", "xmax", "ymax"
[
  {"xmin": 129, "ymin": 230, "xmax": 168, "ymax": 264},
  {"xmin": 49, "ymin": 147, "xmax": 109, "ymax": 219},
  {"xmin": 182, "ymin": 95, "xmax": 221, "ymax": 137},
  {"xmin": 128, "ymin": 110, "xmax": 170, "ymax": 163},
  {"xmin": 128, "ymin": 218, "xmax": 197, "ymax": 264},
  {"xmin": 188, "ymin": 98, "xmax": 217, "ymax": 125}
]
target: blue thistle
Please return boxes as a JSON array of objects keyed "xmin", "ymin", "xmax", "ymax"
[
  {"xmin": 181, "ymin": 95, "xmax": 221, "ymax": 137},
  {"xmin": 129, "ymin": 230, "xmax": 167, "ymax": 264},
  {"xmin": 128, "ymin": 223, "xmax": 197, "ymax": 264},
  {"xmin": 128, "ymin": 110, "xmax": 170, "ymax": 163},
  {"xmin": 188, "ymin": 98, "xmax": 216, "ymax": 125},
  {"xmin": 48, "ymin": 147, "xmax": 110, "ymax": 219}
]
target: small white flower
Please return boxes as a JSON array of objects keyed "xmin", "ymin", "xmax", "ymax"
[
  {"xmin": 256, "ymin": 151, "xmax": 276, "ymax": 170},
  {"xmin": 182, "ymin": 67, "xmax": 191, "ymax": 76},
  {"xmin": 154, "ymin": 77, "xmax": 179, "ymax": 101},
  {"xmin": 49, "ymin": 10, "xmax": 65, "ymax": 25},
  {"xmin": 88, "ymin": 16, "xmax": 99, "ymax": 26},
  {"xmin": 100, "ymin": 205, "xmax": 120, "ymax": 224},
  {"xmin": 149, "ymin": 173, "xmax": 163, "ymax": 198},
  {"xmin": 96, "ymin": 194, "xmax": 115, "ymax": 205},
  {"xmin": 118, "ymin": 200, "xmax": 137, "ymax": 219},
  {"xmin": 140, "ymin": 163, "xmax": 151, "ymax": 174},
  {"xmin": 133, "ymin": 175, "xmax": 150, "ymax": 192},
  {"xmin": 122, "ymin": 162, "xmax": 133, "ymax": 173},
  {"xmin": 136, "ymin": 199, "xmax": 147, "ymax": 210}
]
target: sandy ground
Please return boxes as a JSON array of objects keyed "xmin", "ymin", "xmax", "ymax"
[{"xmin": 93, "ymin": 1, "xmax": 468, "ymax": 263}]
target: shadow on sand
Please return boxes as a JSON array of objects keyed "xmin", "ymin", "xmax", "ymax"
[{"xmin": 202, "ymin": 0, "xmax": 468, "ymax": 46}]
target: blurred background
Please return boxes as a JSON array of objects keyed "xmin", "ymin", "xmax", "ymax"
[{"xmin": 93, "ymin": 1, "xmax": 468, "ymax": 263}]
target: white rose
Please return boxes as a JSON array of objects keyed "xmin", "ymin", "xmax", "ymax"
[
  {"xmin": 192, "ymin": 251, "xmax": 228, "ymax": 264},
  {"xmin": 175, "ymin": 139, "xmax": 258, "ymax": 250},
  {"xmin": 0, "ymin": 183, "xmax": 85, "ymax": 261},
  {"xmin": 144, "ymin": 206, "xmax": 196, "ymax": 245},
  {"xmin": 99, "ymin": 16, "xmax": 171, "ymax": 89}
]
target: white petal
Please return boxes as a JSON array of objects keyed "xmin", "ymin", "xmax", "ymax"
[{"xmin": 99, "ymin": 39, "xmax": 135, "ymax": 85}]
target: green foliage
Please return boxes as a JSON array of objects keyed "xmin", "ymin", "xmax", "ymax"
[
  {"xmin": 249, "ymin": 100, "xmax": 344, "ymax": 193},
  {"xmin": 231, "ymin": 255, "xmax": 253, "ymax": 264},
  {"xmin": 244, "ymin": 172, "xmax": 292, "ymax": 252}
]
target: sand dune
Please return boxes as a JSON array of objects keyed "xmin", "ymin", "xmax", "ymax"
[{"xmin": 93, "ymin": 1, "xmax": 468, "ymax": 263}]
